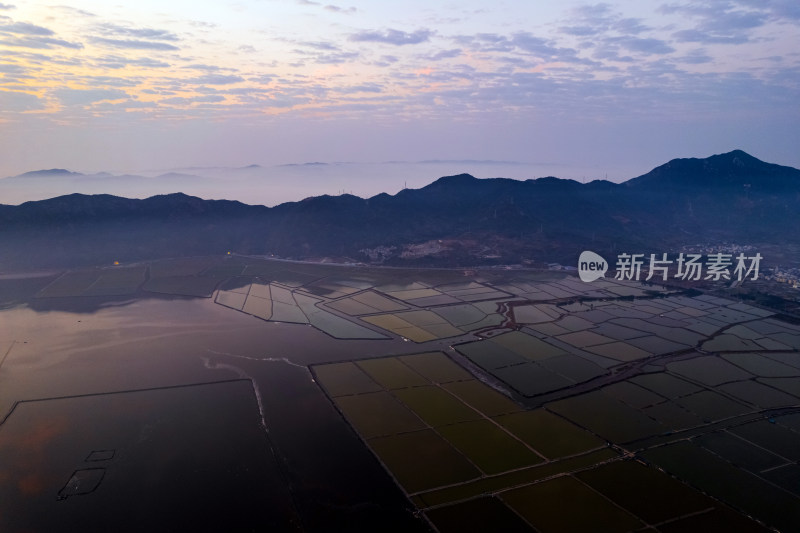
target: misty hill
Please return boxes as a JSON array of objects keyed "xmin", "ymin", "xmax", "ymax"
[
  {"xmin": 15, "ymin": 169, "xmax": 83, "ymax": 178},
  {"xmin": 0, "ymin": 150, "xmax": 798, "ymax": 270}
]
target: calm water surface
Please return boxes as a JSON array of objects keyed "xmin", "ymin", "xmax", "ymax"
[{"xmin": 0, "ymin": 296, "xmax": 428, "ymax": 532}]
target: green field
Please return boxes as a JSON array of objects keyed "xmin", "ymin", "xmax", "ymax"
[
  {"xmin": 437, "ymin": 419, "xmax": 542, "ymax": 474},
  {"xmin": 493, "ymin": 409, "xmax": 604, "ymax": 459},
  {"xmin": 675, "ymin": 390, "xmax": 751, "ymax": 421},
  {"xmin": 493, "ymin": 363, "xmax": 573, "ymax": 396},
  {"xmin": 601, "ymin": 381, "xmax": 665, "ymax": 409},
  {"xmin": 434, "ymin": 304, "xmax": 488, "ymax": 327},
  {"xmin": 398, "ymin": 352, "xmax": 472, "ymax": 383},
  {"xmin": 313, "ymin": 362, "xmax": 382, "ymax": 397},
  {"xmin": 731, "ymin": 420, "xmax": 800, "ymax": 462},
  {"xmin": 500, "ymin": 475, "xmax": 645, "ymax": 533},
  {"xmin": 630, "ymin": 372, "xmax": 703, "ymax": 399},
  {"xmin": 723, "ymin": 353, "xmax": 800, "ymax": 377},
  {"xmin": 667, "ymin": 355, "xmax": 754, "ymax": 386},
  {"xmin": 695, "ymin": 431, "xmax": 786, "ymax": 473},
  {"xmin": 490, "ymin": 331, "xmax": 568, "ymax": 361},
  {"xmin": 362, "ymin": 311, "xmax": 462, "ymax": 342},
  {"xmin": 642, "ymin": 401, "xmax": 704, "ymax": 431},
  {"xmin": 368, "ymin": 430, "xmax": 481, "ymax": 493},
  {"xmin": 548, "ymin": 390, "xmax": 665, "ymax": 443},
  {"xmin": 392, "ymin": 386, "xmax": 482, "ymax": 427},
  {"xmin": 336, "ymin": 391, "xmax": 427, "ymax": 438},
  {"xmin": 456, "ymin": 340, "xmax": 527, "ymax": 369},
  {"xmin": 351, "ymin": 290, "xmax": 407, "ymax": 312},
  {"xmin": 716, "ymin": 380, "xmax": 798, "ymax": 408},
  {"xmin": 585, "ymin": 341, "xmax": 651, "ymax": 362},
  {"xmin": 441, "ymin": 380, "xmax": 522, "ymax": 416},
  {"xmin": 356, "ymin": 358, "xmax": 429, "ymax": 389},
  {"xmin": 425, "ymin": 497, "xmax": 534, "ymax": 533},
  {"xmin": 643, "ymin": 441, "xmax": 800, "ymax": 532},
  {"xmin": 576, "ymin": 460, "xmax": 721, "ymax": 524}
]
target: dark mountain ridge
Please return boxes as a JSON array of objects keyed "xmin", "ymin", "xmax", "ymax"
[
  {"xmin": 626, "ymin": 149, "xmax": 800, "ymax": 191},
  {"xmin": 1, "ymin": 150, "xmax": 798, "ymax": 270}
]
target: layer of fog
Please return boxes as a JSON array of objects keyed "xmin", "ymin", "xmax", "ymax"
[{"xmin": 0, "ymin": 160, "xmax": 633, "ymax": 206}]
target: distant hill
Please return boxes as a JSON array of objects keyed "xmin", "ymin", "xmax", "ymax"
[
  {"xmin": 626, "ymin": 149, "xmax": 800, "ymax": 191},
  {"xmin": 0, "ymin": 150, "xmax": 798, "ymax": 270},
  {"xmin": 15, "ymin": 169, "xmax": 83, "ymax": 178}
]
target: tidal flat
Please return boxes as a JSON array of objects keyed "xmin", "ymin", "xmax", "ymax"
[{"xmin": 1, "ymin": 255, "xmax": 799, "ymax": 531}]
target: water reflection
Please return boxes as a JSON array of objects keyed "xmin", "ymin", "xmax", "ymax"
[{"xmin": 0, "ymin": 295, "xmax": 427, "ymax": 532}]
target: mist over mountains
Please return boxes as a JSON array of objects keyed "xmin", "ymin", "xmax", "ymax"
[
  {"xmin": 0, "ymin": 160, "xmax": 581, "ymax": 207},
  {"xmin": 1, "ymin": 150, "xmax": 798, "ymax": 270}
]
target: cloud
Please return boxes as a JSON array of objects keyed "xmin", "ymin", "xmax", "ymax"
[
  {"xmin": 615, "ymin": 36, "xmax": 675, "ymax": 55},
  {"xmin": 89, "ymin": 37, "xmax": 179, "ymax": 51},
  {"xmin": 372, "ymin": 55, "xmax": 399, "ymax": 67},
  {"xmin": 262, "ymin": 94, "xmax": 311, "ymax": 108},
  {"xmin": 296, "ymin": 0, "xmax": 355, "ymax": 13},
  {"xmin": 335, "ymin": 83, "xmax": 382, "ymax": 94},
  {"xmin": 0, "ymin": 89, "xmax": 41, "ymax": 111},
  {"xmin": 452, "ymin": 33, "xmax": 514, "ymax": 52},
  {"xmin": 768, "ymin": 0, "xmax": 800, "ymax": 20},
  {"xmin": 0, "ymin": 3, "xmax": 14, "ymax": 10},
  {"xmin": 672, "ymin": 29, "xmax": 749, "ymax": 45},
  {"xmin": 661, "ymin": 2, "xmax": 768, "ymax": 45},
  {"xmin": 96, "ymin": 55, "xmax": 171, "ymax": 69},
  {"xmin": 248, "ymin": 74, "xmax": 275, "ymax": 84},
  {"xmin": 560, "ymin": 25, "xmax": 600, "ymax": 37},
  {"xmin": 54, "ymin": 88, "xmax": 128, "ymax": 106},
  {"xmin": 511, "ymin": 32, "xmax": 587, "ymax": 63},
  {"xmin": 707, "ymin": 8, "xmax": 767, "ymax": 31},
  {"xmin": 592, "ymin": 47, "xmax": 634, "ymax": 63},
  {"xmin": 295, "ymin": 40, "xmax": 339, "ymax": 51},
  {"xmin": 186, "ymin": 74, "xmax": 244, "ymax": 85},
  {"xmin": 0, "ymin": 35, "xmax": 82, "ymax": 49},
  {"xmin": 0, "ymin": 21, "xmax": 54, "ymax": 35},
  {"xmin": 288, "ymin": 39, "xmax": 359, "ymax": 64},
  {"xmin": 83, "ymin": 75, "xmax": 143, "ymax": 87},
  {"xmin": 96, "ymin": 23, "xmax": 179, "ymax": 42},
  {"xmin": 184, "ymin": 63, "xmax": 225, "ymax": 72},
  {"xmin": 454, "ymin": 31, "xmax": 589, "ymax": 64},
  {"xmin": 92, "ymin": 99, "xmax": 156, "ymax": 112},
  {"xmin": 349, "ymin": 28, "xmax": 432, "ymax": 45},
  {"xmin": 50, "ymin": 5, "xmax": 95, "ymax": 17},
  {"xmin": 426, "ymin": 48, "xmax": 461, "ymax": 61},
  {"xmin": 559, "ymin": 4, "xmax": 649, "ymax": 37},
  {"xmin": 675, "ymin": 49, "xmax": 713, "ymax": 64},
  {"xmin": 313, "ymin": 51, "xmax": 359, "ymax": 64},
  {"xmin": 324, "ymin": 4, "xmax": 356, "ymax": 14},
  {"xmin": 0, "ymin": 62, "xmax": 24, "ymax": 74},
  {"xmin": 614, "ymin": 17, "xmax": 649, "ymax": 35},
  {"xmin": 161, "ymin": 94, "xmax": 225, "ymax": 105}
]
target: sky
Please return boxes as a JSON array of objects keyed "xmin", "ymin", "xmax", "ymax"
[{"xmin": 0, "ymin": 0, "xmax": 798, "ymax": 191}]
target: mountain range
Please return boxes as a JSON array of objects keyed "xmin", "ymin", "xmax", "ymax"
[{"xmin": 1, "ymin": 150, "xmax": 798, "ymax": 270}]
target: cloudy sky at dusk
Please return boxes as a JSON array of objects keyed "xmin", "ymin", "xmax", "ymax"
[{"xmin": 0, "ymin": 0, "xmax": 798, "ymax": 194}]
